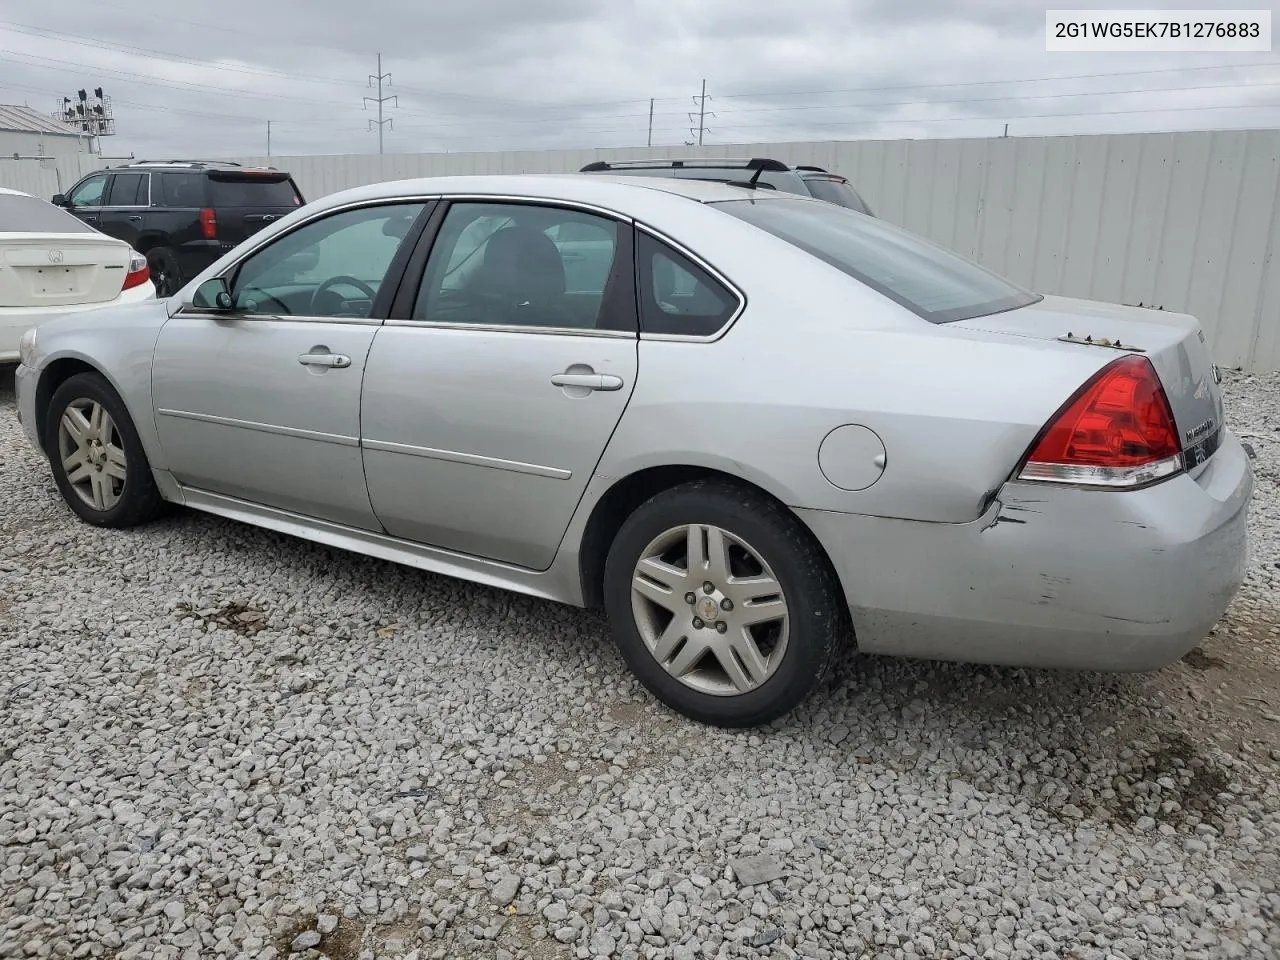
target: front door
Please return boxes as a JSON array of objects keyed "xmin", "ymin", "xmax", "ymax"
[
  {"xmin": 360, "ymin": 199, "xmax": 638, "ymax": 570},
  {"xmin": 151, "ymin": 200, "xmax": 430, "ymax": 530},
  {"xmin": 62, "ymin": 172, "xmax": 109, "ymax": 232}
]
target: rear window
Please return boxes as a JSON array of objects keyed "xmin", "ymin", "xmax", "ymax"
[
  {"xmin": 0, "ymin": 192, "xmax": 96, "ymax": 233},
  {"xmin": 716, "ymin": 196, "xmax": 1040, "ymax": 324},
  {"xmin": 207, "ymin": 176, "xmax": 302, "ymax": 208},
  {"xmin": 804, "ymin": 177, "xmax": 873, "ymax": 215}
]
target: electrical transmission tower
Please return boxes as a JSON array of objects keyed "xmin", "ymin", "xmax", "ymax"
[
  {"xmin": 363, "ymin": 53, "xmax": 398, "ymax": 154},
  {"xmin": 687, "ymin": 79, "xmax": 713, "ymax": 146}
]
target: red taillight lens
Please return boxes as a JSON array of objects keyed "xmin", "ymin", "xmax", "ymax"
[
  {"xmin": 200, "ymin": 207, "xmax": 217, "ymax": 240},
  {"xmin": 121, "ymin": 251, "xmax": 150, "ymax": 291},
  {"xmin": 1019, "ymin": 354, "xmax": 1184, "ymax": 488}
]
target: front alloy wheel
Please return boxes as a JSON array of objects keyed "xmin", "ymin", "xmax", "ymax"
[{"xmin": 57, "ymin": 398, "xmax": 128, "ymax": 511}]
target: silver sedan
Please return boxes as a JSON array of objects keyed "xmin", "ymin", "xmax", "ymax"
[{"xmin": 13, "ymin": 173, "xmax": 1254, "ymax": 727}]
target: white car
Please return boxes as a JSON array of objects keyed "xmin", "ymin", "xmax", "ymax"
[{"xmin": 0, "ymin": 186, "xmax": 154, "ymax": 362}]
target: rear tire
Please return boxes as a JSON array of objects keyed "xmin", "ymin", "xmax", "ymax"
[
  {"xmin": 146, "ymin": 247, "xmax": 182, "ymax": 298},
  {"xmin": 602, "ymin": 479, "xmax": 847, "ymax": 728},
  {"xmin": 45, "ymin": 372, "xmax": 164, "ymax": 528}
]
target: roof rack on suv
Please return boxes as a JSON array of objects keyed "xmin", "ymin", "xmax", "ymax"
[
  {"xmin": 580, "ymin": 157, "xmax": 792, "ymax": 173},
  {"xmin": 124, "ymin": 160, "xmax": 246, "ymax": 169}
]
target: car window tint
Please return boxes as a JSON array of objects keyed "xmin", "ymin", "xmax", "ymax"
[
  {"xmin": 107, "ymin": 173, "xmax": 147, "ymax": 206},
  {"xmin": 208, "ymin": 177, "xmax": 302, "ymax": 208},
  {"xmin": 414, "ymin": 201, "xmax": 623, "ymax": 331},
  {"xmin": 0, "ymin": 192, "xmax": 96, "ymax": 233},
  {"xmin": 717, "ymin": 196, "xmax": 1039, "ymax": 324},
  {"xmin": 157, "ymin": 174, "xmax": 205, "ymax": 207},
  {"xmin": 228, "ymin": 202, "xmax": 425, "ymax": 319},
  {"xmin": 636, "ymin": 232, "xmax": 739, "ymax": 337},
  {"xmin": 68, "ymin": 175, "xmax": 107, "ymax": 207}
]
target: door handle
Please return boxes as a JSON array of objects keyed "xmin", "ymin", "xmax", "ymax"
[
  {"xmin": 127, "ymin": 215, "xmax": 143, "ymax": 222},
  {"xmin": 551, "ymin": 372, "xmax": 624, "ymax": 391},
  {"xmin": 297, "ymin": 352, "xmax": 351, "ymax": 368}
]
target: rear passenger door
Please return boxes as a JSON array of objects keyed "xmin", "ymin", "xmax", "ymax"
[
  {"xmin": 98, "ymin": 171, "xmax": 150, "ymax": 249},
  {"xmin": 359, "ymin": 199, "xmax": 639, "ymax": 570}
]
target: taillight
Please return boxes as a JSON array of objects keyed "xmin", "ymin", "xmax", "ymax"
[
  {"xmin": 1018, "ymin": 354, "xmax": 1184, "ymax": 488},
  {"xmin": 121, "ymin": 251, "xmax": 150, "ymax": 291},
  {"xmin": 200, "ymin": 207, "xmax": 217, "ymax": 240}
]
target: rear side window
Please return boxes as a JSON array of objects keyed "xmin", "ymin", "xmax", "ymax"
[
  {"xmin": 156, "ymin": 174, "xmax": 207, "ymax": 207},
  {"xmin": 207, "ymin": 176, "xmax": 302, "ymax": 208},
  {"xmin": 716, "ymin": 196, "xmax": 1039, "ymax": 324},
  {"xmin": 0, "ymin": 192, "xmax": 95, "ymax": 233},
  {"xmin": 107, "ymin": 173, "xmax": 148, "ymax": 206},
  {"xmin": 636, "ymin": 232, "xmax": 739, "ymax": 337}
]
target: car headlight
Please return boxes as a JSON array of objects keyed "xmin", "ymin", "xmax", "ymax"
[{"xmin": 18, "ymin": 326, "xmax": 38, "ymax": 367}]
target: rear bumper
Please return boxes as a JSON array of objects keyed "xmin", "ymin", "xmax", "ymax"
[
  {"xmin": 798, "ymin": 430, "xmax": 1254, "ymax": 672},
  {"xmin": 0, "ymin": 283, "xmax": 155, "ymax": 362},
  {"xmin": 15, "ymin": 361, "xmax": 39, "ymax": 450},
  {"xmin": 174, "ymin": 240, "xmax": 229, "ymax": 281}
]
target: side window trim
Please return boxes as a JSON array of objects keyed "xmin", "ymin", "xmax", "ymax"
[
  {"xmin": 388, "ymin": 196, "xmax": 639, "ymax": 337},
  {"xmin": 634, "ymin": 223, "xmax": 745, "ymax": 342},
  {"xmin": 179, "ymin": 199, "xmax": 437, "ymax": 322}
]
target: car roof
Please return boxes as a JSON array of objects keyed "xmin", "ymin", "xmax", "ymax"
[{"xmin": 307, "ymin": 172, "xmax": 808, "ymax": 215}]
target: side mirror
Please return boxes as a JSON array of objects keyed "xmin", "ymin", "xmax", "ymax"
[
  {"xmin": 51, "ymin": 194, "xmax": 68, "ymax": 207},
  {"xmin": 191, "ymin": 277, "xmax": 235, "ymax": 311}
]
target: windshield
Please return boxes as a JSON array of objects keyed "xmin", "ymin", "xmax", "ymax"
[
  {"xmin": 0, "ymin": 192, "xmax": 96, "ymax": 233},
  {"xmin": 715, "ymin": 196, "xmax": 1040, "ymax": 324}
]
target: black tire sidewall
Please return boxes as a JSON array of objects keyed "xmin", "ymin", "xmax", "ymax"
[
  {"xmin": 603, "ymin": 481, "xmax": 842, "ymax": 727},
  {"xmin": 44, "ymin": 373, "xmax": 159, "ymax": 528},
  {"xmin": 145, "ymin": 247, "xmax": 181, "ymax": 298}
]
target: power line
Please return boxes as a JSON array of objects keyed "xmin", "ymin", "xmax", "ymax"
[
  {"xmin": 363, "ymin": 53, "xmax": 397, "ymax": 155},
  {"xmin": 688, "ymin": 79, "xmax": 713, "ymax": 145}
]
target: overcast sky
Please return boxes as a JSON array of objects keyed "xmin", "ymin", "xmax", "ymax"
[{"xmin": 2, "ymin": 0, "xmax": 1279, "ymax": 159}]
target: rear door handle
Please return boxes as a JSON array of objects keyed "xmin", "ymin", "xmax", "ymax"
[
  {"xmin": 551, "ymin": 372, "xmax": 624, "ymax": 391},
  {"xmin": 298, "ymin": 353, "xmax": 351, "ymax": 368}
]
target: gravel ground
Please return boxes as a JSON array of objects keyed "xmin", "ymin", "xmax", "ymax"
[{"xmin": 1, "ymin": 364, "xmax": 1278, "ymax": 960}]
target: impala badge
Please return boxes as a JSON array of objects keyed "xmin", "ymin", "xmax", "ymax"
[
  {"xmin": 1185, "ymin": 418, "xmax": 1216, "ymax": 442},
  {"xmin": 47, "ymin": 249, "xmax": 64, "ymax": 263}
]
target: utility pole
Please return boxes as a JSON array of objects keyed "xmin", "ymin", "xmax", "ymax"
[
  {"xmin": 648, "ymin": 98, "xmax": 654, "ymax": 147},
  {"xmin": 363, "ymin": 53, "xmax": 398, "ymax": 155},
  {"xmin": 266, "ymin": 120, "xmax": 272, "ymax": 157},
  {"xmin": 688, "ymin": 80, "xmax": 713, "ymax": 146}
]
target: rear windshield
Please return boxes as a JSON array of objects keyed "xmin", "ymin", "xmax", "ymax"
[
  {"xmin": 715, "ymin": 196, "xmax": 1040, "ymax": 324},
  {"xmin": 0, "ymin": 192, "xmax": 96, "ymax": 233},
  {"xmin": 804, "ymin": 177, "xmax": 873, "ymax": 215},
  {"xmin": 207, "ymin": 177, "xmax": 302, "ymax": 208}
]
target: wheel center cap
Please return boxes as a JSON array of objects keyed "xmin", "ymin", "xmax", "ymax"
[{"xmin": 696, "ymin": 596, "xmax": 719, "ymax": 622}]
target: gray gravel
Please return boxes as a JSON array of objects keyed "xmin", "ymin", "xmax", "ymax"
[{"xmin": 1, "ymin": 365, "xmax": 1278, "ymax": 960}]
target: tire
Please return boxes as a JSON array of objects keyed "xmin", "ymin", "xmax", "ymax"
[
  {"xmin": 145, "ymin": 247, "xmax": 182, "ymax": 298},
  {"xmin": 44, "ymin": 372, "xmax": 164, "ymax": 528},
  {"xmin": 602, "ymin": 479, "xmax": 848, "ymax": 728}
]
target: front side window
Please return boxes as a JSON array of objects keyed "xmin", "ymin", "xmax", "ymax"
[
  {"xmin": 68, "ymin": 175, "xmax": 107, "ymax": 208},
  {"xmin": 227, "ymin": 202, "xmax": 425, "ymax": 318},
  {"xmin": 636, "ymin": 232, "xmax": 739, "ymax": 337},
  {"xmin": 716, "ymin": 196, "xmax": 1038, "ymax": 324},
  {"xmin": 413, "ymin": 201, "xmax": 629, "ymax": 331}
]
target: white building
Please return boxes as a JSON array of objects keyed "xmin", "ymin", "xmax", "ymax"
[{"xmin": 0, "ymin": 104, "xmax": 102, "ymax": 200}]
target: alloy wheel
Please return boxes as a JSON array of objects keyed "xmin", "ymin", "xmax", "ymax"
[
  {"xmin": 57, "ymin": 398, "xmax": 127, "ymax": 511},
  {"xmin": 630, "ymin": 523, "xmax": 790, "ymax": 696}
]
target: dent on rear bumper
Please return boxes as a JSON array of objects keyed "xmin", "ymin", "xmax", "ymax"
[
  {"xmin": 15, "ymin": 362, "xmax": 41, "ymax": 451},
  {"xmin": 798, "ymin": 431, "xmax": 1254, "ymax": 672}
]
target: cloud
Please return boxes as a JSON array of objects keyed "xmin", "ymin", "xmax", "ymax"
[{"xmin": 1, "ymin": 0, "xmax": 1278, "ymax": 158}]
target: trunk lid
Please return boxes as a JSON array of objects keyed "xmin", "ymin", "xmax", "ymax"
[
  {"xmin": 953, "ymin": 294, "xmax": 1225, "ymax": 471},
  {"xmin": 206, "ymin": 170, "xmax": 303, "ymax": 245},
  {"xmin": 0, "ymin": 233, "xmax": 131, "ymax": 307}
]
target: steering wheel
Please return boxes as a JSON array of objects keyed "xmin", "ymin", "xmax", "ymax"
[{"xmin": 310, "ymin": 275, "xmax": 377, "ymax": 315}]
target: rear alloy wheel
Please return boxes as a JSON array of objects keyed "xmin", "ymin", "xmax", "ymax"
[
  {"xmin": 603, "ymin": 480, "xmax": 847, "ymax": 727},
  {"xmin": 145, "ymin": 247, "xmax": 182, "ymax": 298},
  {"xmin": 45, "ymin": 373, "xmax": 164, "ymax": 528}
]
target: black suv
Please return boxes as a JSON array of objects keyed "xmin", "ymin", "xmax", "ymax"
[
  {"xmin": 578, "ymin": 157, "xmax": 875, "ymax": 215},
  {"xmin": 53, "ymin": 160, "xmax": 306, "ymax": 297}
]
